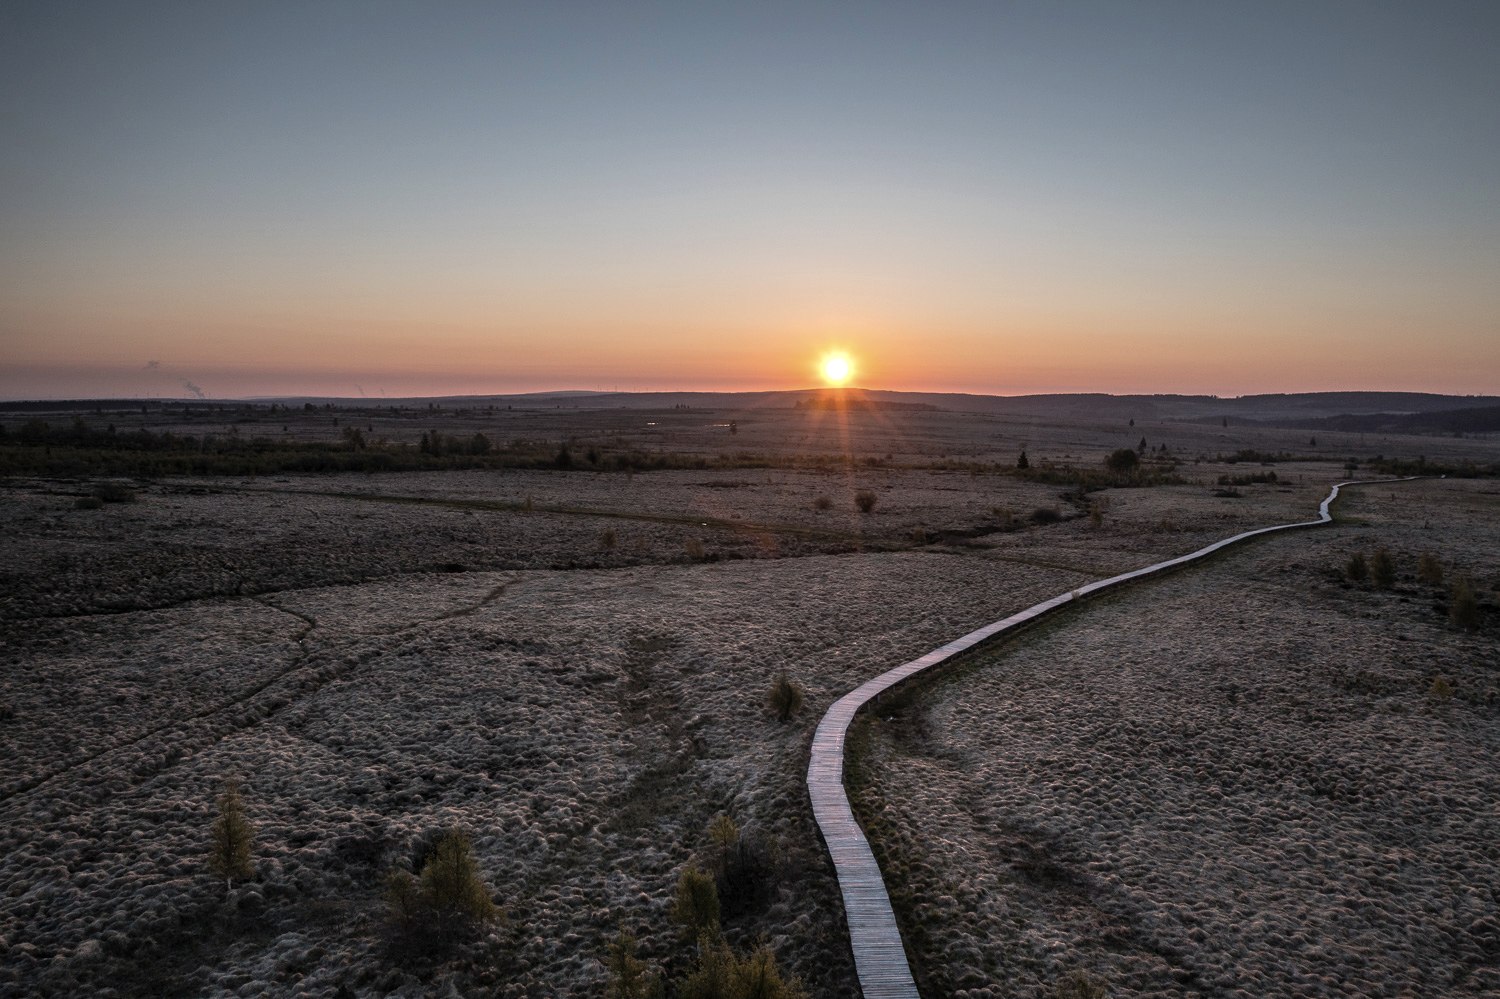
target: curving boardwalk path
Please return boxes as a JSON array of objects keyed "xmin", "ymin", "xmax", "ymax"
[{"xmin": 807, "ymin": 477, "xmax": 1421, "ymax": 997}]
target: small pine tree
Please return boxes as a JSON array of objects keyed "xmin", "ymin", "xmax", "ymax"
[
  {"xmin": 1016, "ymin": 449, "xmax": 1029, "ymax": 470},
  {"xmin": 1371, "ymin": 548, "xmax": 1396, "ymax": 589},
  {"xmin": 1346, "ymin": 553, "xmax": 1369, "ymax": 583},
  {"xmin": 671, "ymin": 867, "xmax": 720, "ymax": 939},
  {"xmin": 421, "ymin": 829, "xmax": 498, "ymax": 927},
  {"xmin": 768, "ymin": 673, "xmax": 804, "ymax": 722},
  {"xmin": 604, "ymin": 930, "xmax": 660, "ymax": 999},
  {"xmin": 209, "ymin": 778, "xmax": 254, "ymax": 892}
]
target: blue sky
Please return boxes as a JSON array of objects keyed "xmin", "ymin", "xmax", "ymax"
[{"xmin": 2, "ymin": 1, "xmax": 1497, "ymax": 397}]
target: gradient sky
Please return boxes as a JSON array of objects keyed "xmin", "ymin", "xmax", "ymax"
[{"xmin": 3, "ymin": 1, "xmax": 1498, "ymax": 399}]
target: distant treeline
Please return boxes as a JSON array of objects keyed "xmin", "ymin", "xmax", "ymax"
[{"xmin": 1273, "ymin": 405, "xmax": 1500, "ymax": 436}]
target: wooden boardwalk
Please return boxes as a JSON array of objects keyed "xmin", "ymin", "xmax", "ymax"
[{"xmin": 806, "ymin": 478, "xmax": 1418, "ymax": 997}]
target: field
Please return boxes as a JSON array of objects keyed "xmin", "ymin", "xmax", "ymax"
[{"xmin": 1, "ymin": 402, "xmax": 1496, "ymax": 997}]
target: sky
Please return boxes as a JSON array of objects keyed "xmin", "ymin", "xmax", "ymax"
[{"xmin": 2, "ymin": 1, "xmax": 1498, "ymax": 400}]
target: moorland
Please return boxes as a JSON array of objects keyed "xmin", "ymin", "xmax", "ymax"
[{"xmin": 1, "ymin": 392, "xmax": 1496, "ymax": 998}]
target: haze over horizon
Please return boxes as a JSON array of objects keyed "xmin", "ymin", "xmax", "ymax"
[{"xmin": 4, "ymin": 2, "xmax": 1498, "ymax": 400}]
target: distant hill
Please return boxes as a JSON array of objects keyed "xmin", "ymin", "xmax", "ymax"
[
  {"xmin": 1249, "ymin": 404, "xmax": 1500, "ymax": 436},
  {"xmin": 6, "ymin": 389, "xmax": 1497, "ymax": 426}
]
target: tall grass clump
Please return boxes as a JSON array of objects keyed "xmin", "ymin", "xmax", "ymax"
[
  {"xmin": 1417, "ymin": 552, "xmax": 1444, "ymax": 585},
  {"xmin": 1449, "ymin": 576, "xmax": 1480, "ymax": 630},
  {"xmin": 1370, "ymin": 547, "xmax": 1396, "ymax": 589},
  {"xmin": 767, "ymin": 672, "xmax": 804, "ymax": 722},
  {"xmin": 1345, "ymin": 552, "xmax": 1369, "ymax": 583}
]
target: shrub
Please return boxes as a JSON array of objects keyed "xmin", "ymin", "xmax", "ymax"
[
  {"xmin": 1428, "ymin": 675, "xmax": 1454, "ymax": 704},
  {"xmin": 1031, "ymin": 507, "xmax": 1062, "ymax": 525},
  {"xmin": 1345, "ymin": 553, "xmax": 1369, "ymax": 583},
  {"xmin": 1088, "ymin": 500, "xmax": 1105, "ymax": 528},
  {"xmin": 1052, "ymin": 970, "xmax": 1107, "ymax": 999},
  {"xmin": 1104, "ymin": 448, "xmax": 1139, "ymax": 474},
  {"xmin": 1449, "ymin": 576, "xmax": 1480, "ymax": 630},
  {"xmin": 992, "ymin": 507, "xmax": 1016, "ymax": 530},
  {"xmin": 386, "ymin": 828, "xmax": 499, "ymax": 951},
  {"xmin": 94, "ymin": 482, "xmax": 137, "ymax": 503},
  {"xmin": 1371, "ymin": 548, "xmax": 1396, "ymax": 589},
  {"xmin": 714, "ymin": 827, "xmax": 779, "ymax": 919},
  {"xmin": 421, "ymin": 829, "xmax": 498, "ymax": 926},
  {"xmin": 671, "ymin": 867, "xmax": 720, "ymax": 938},
  {"xmin": 684, "ymin": 537, "xmax": 706, "ymax": 561},
  {"xmin": 603, "ymin": 930, "xmax": 660, "ymax": 999},
  {"xmin": 854, "ymin": 490, "xmax": 877, "ymax": 514},
  {"xmin": 74, "ymin": 495, "xmax": 104, "ymax": 510},
  {"xmin": 768, "ymin": 672, "xmax": 804, "ymax": 722},
  {"xmin": 600, "ymin": 527, "xmax": 618, "ymax": 551},
  {"xmin": 676, "ymin": 935, "xmax": 806, "ymax": 999},
  {"xmin": 1417, "ymin": 553, "xmax": 1444, "ymax": 585},
  {"xmin": 812, "ymin": 495, "xmax": 833, "ymax": 512},
  {"xmin": 209, "ymin": 778, "xmax": 254, "ymax": 891}
]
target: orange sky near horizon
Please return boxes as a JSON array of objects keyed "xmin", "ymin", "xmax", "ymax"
[{"xmin": 3, "ymin": 4, "xmax": 1498, "ymax": 401}]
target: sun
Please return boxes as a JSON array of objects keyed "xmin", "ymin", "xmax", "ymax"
[{"xmin": 819, "ymin": 351, "xmax": 854, "ymax": 387}]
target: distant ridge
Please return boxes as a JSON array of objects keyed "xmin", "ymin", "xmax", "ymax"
[{"xmin": 5, "ymin": 389, "xmax": 1497, "ymax": 427}]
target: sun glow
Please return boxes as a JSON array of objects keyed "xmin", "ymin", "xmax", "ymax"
[{"xmin": 819, "ymin": 351, "xmax": 854, "ymax": 387}]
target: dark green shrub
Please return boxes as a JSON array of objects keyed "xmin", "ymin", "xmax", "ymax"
[
  {"xmin": 812, "ymin": 495, "xmax": 832, "ymax": 512},
  {"xmin": 1031, "ymin": 507, "xmax": 1062, "ymax": 525},
  {"xmin": 1449, "ymin": 577, "xmax": 1480, "ymax": 630},
  {"xmin": 1428, "ymin": 675, "xmax": 1454, "ymax": 703},
  {"xmin": 676, "ymin": 935, "xmax": 806, "ymax": 999},
  {"xmin": 671, "ymin": 867, "xmax": 720, "ymax": 938},
  {"xmin": 1052, "ymin": 970, "xmax": 1106, "ymax": 999},
  {"xmin": 1105, "ymin": 448, "xmax": 1139, "ymax": 473},
  {"xmin": 854, "ymin": 490, "xmax": 877, "ymax": 513},
  {"xmin": 768, "ymin": 673, "xmax": 803, "ymax": 722},
  {"xmin": 93, "ymin": 482, "xmax": 137, "ymax": 503},
  {"xmin": 600, "ymin": 527, "xmax": 618, "ymax": 550},
  {"xmin": 385, "ymin": 828, "xmax": 499, "ymax": 953},
  {"xmin": 74, "ymin": 495, "xmax": 104, "ymax": 510},
  {"xmin": 1371, "ymin": 548, "xmax": 1396, "ymax": 589},
  {"xmin": 603, "ymin": 929, "xmax": 660, "ymax": 999},
  {"xmin": 209, "ymin": 778, "xmax": 254, "ymax": 891},
  {"xmin": 1346, "ymin": 553, "xmax": 1369, "ymax": 583},
  {"xmin": 1417, "ymin": 553, "xmax": 1444, "ymax": 585}
]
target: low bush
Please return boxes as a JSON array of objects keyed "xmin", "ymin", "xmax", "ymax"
[
  {"xmin": 1052, "ymin": 970, "xmax": 1107, "ymax": 999},
  {"xmin": 1371, "ymin": 548, "xmax": 1396, "ymax": 589},
  {"xmin": 854, "ymin": 490, "xmax": 877, "ymax": 513},
  {"xmin": 385, "ymin": 828, "xmax": 499, "ymax": 954},
  {"xmin": 676, "ymin": 934, "xmax": 806, "ymax": 999},
  {"xmin": 94, "ymin": 482, "xmax": 137, "ymax": 503},
  {"xmin": 1428, "ymin": 675, "xmax": 1454, "ymax": 704},
  {"xmin": 1417, "ymin": 552, "xmax": 1444, "ymax": 585},
  {"xmin": 671, "ymin": 867, "xmax": 720, "ymax": 939},
  {"xmin": 1345, "ymin": 553, "xmax": 1369, "ymax": 583},
  {"xmin": 1104, "ymin": 448, "xmax": 1139, "ymax": 474},
  {"xmin": 599, "ymin": 527, "xmax": 618, "ymax": 550},
  {"xmin": 1031, "ymin": 507, "xmax": 1062, "ymax": 525},
  {"xmin": 767, "ymin": 672, "xmax": 804, "ymax": 722},
  {"xmin": 603, "ymin": 930, "xmax": 661, "ymax": 999},
  {"xmin": 1449, "ymin": 577, "xmax": 1480, "ymax": 630},
  {"xmin": 74, "ymin": 495, "xmax": 104, "ymax": 510},
  {"xmin": 684, "ymin": 537, "xmax": 706, "ymax": 561},
  {"xmin": 812, "ymin": 495, "xmax": 833, "ymax": 512}
]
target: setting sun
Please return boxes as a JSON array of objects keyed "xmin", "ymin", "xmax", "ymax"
[{"xmin": 819, "ymin": 351, "xmax": 854, "ymax": 387}]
